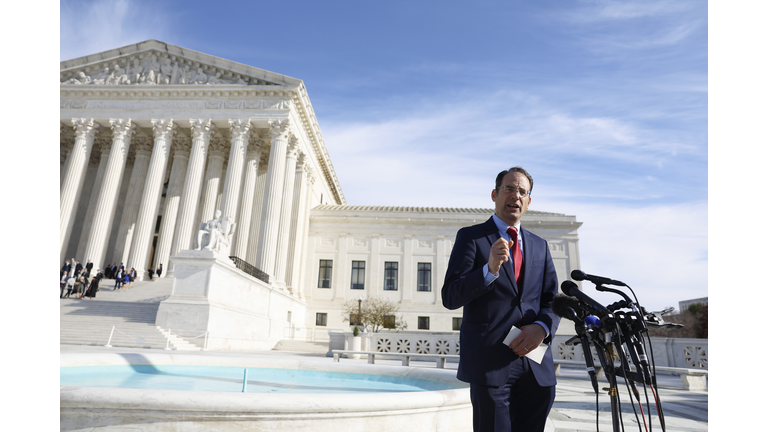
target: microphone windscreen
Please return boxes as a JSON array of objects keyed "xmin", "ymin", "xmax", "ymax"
[
  {"xmin": 561, "ymin": 280, "xmax": 579, "ymax": 296},
  {"xmin": 552, "ymin": 293, "xmax": 581, "ymax": 318},
  {"xmin": 571, "ymin": 270, "xmax": 586, "ymax": 281}
]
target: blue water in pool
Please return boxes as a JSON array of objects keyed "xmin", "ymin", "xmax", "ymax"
[{"xmin": 60, "ymin": 365, "xmax": 462, "ymax": 394}]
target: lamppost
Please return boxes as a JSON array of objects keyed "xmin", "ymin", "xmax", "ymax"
[{"xmin": 357, "ymin": 297, "xmax": 363, "ymax": 331}]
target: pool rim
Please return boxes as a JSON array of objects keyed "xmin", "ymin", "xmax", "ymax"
[{"xmin": 60, "ymin": 352, "xmax": 471, "ymax": 414}]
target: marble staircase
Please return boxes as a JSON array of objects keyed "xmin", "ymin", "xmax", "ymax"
[{"xmin": 59, "ymin": 276, "xmax": 199, "ymax": 350}]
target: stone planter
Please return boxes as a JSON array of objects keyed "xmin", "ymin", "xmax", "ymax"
[{"xmin": 346, "ymin": 335, "xmax": 362, "ymax": 359}]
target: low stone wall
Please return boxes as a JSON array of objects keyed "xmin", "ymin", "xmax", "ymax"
[
  {"xmin": 156, "ymin": 249, "xmax": 307, "ymax": 351},
  {"xmin": 327, "ymin": 331, "xmax": 708, "ymax": 370}
]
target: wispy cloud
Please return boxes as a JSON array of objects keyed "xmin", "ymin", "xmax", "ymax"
[
  {"xmin": 544, "ymin": 200, "xmax": 708, "ymax": 311},
  {"xmin": 60, "ymin": 0, "xmax": 174, "ymax": 61}
]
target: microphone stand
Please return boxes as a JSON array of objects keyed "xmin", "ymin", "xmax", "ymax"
[{"xmin": 588, "ymin": 315, "xmax": 623, "ymax": 432}]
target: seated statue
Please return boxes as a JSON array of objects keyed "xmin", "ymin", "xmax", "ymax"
[{"xmin": 195, "ymin": 210, "xmax": 237, "ymax": 253}]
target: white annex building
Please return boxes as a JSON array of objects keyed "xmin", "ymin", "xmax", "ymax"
[{"xmin": 60, "ymin": 40, "xmax": 582, "ymax": 344}]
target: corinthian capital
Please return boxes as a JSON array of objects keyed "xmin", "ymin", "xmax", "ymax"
[
  {"xmin": 228, "ymin": 119, "xmax": 252, "ymax": 141},
  {"xmin": 151, "ymin": 118, "xmax": 177, "ymax": 141},
  {"xmin": 268, "ymin": 119, "xmax": 291, "ymax": 140},
  {"xmin": 109, "ymin": 118, "xmax": 136, "ymax": 141},
  {"xmin": 71, "ymin": 118, "xmax": 100, "ymax": 139},
  {"xmin": 286, "ymin": 135, "xmax": 300, "ymax": 159},
  {"xmin": 189, "ymin": 119, "xmax": 217, "ymax": 141}
]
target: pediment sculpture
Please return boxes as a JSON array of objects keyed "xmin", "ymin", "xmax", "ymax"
[
  {"xmin": 195, "ymin": 210, "xmax": 237, "ymax": 253},
  {"xmin": 61, "ymin": 52, "xmax": 276, "ymax": 86}
]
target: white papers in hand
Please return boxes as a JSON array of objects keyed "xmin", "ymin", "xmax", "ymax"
[{"xmin": 502, "ymin": 325, "xmax": 548, "ymax": 364}]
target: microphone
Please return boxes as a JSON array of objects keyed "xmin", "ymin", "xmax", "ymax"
[
  {"xmin": 552, "ymin": 293, "xmax": 599, "ymax": 394},
  {"xmin": 561, "ymin": 280, "xmax": 613, "ymax": 319},
  {"xmin": 571, "ymin": 269, "xmax": 627, "ymax": 287},
  {"xmin": 584, "ymin": 315, "xmax": 602, "ymax": 328}
]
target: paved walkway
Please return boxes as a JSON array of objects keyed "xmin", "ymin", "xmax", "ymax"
[{"xmin": 59, "ymin": 274, "xmax": 707, "ymax": 431}]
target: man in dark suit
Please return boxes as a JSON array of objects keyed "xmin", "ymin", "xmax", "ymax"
[
  {"xmin": 85, "ymin": 260, "xmax": 93, "ymax": 277},
  {"xmin": 442, "ymin": 166, "xmax": 560, "ymax": 432}
]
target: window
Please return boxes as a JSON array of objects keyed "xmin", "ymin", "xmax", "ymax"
[
  {"xmin": 417, "ymin": 263, "xmax": 431, "ymax": 292},
  {"xmin": 316, "ymin": 313, "xmax": 327, "ymax": 326},
  {"xmin": 418, "ymin": 316, "xmax": 430, "ymax": 330},
  {"xmin": 383, "ymin": 315, "xmax": 396, "ymax": 329},
  {"xmin": 349, "ymin": 313, "xmax": 363, "ymax": 326},
  {"xmin": 350, "ymin": 261, "xmax": 365, "ymax": 290},
  {"xmin": 318, "ymin": 260, "xmax": 332, "ymax": 288},
  {"xmin": 384, "ymin": 262, "xmax": 398, "ymax": 290},
  {"xmin": 452, "ymin": 317, "xmax": 463, "ymax": 331}
]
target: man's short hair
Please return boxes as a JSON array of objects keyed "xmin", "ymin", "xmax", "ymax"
[{"xmin": 495, "ymin": 167, "xmax": 534, "ymax": 193}]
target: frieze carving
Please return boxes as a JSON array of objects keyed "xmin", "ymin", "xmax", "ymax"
[
  {"xmin": 60, "ymin": 99, "xmax": 291, "ymax": 111},
  {"xmin": 205, "ymin": 99, "xmax": 291, "ymax": 110},
  {"xmin": 61, "ymin": 51, "xmax": 282, "ymax": 87}
]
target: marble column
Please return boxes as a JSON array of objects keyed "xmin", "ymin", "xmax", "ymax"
[
  {"xmin": 232, "ymin": 136, "xmax": 263, "ymax": 259},
  {"xmin": 198, "ymin": 135, "xmax": 227, "ymax": 224},
  {"xmin": 75, "ymin": 141, "xmax": 111, "ymax": 261},
  {"xmin": 246, "ymin": 146, "xmax": 270, "ymax": 265},
  {"xmin": 128, "ymin": 119, "xmax": 176, "ymax": 279},
  {"xmin": 168, "ymin": 119, "xmax": 216, "ymax": 274},
  {"xmin": 60, "ymin": 118, "xmax": 99, "ymax": 259},
  {"xmin": 82, "ymin": 118, "xmax": 136, "ymax": 269},
  {"xmin": 294, "ymin": 168, "xmax": 316, "ymax": 299},
  {"xmin": 60, "ymin": 125, "xmax": 75, "ymax": 187},
  {"xmin": 285, "ymin": 155, "xmax": 309, "ymax": 291},
  {"xmin": 255, "ymin": 119, "xmax": 292, "ymax": 279},
  {"xmin": 111, "ymin": 136, "xmax": 152, "ymax": 266},
  {"xmin": 153, "ymin": 136, "xmax": 191, "ymax": 274},
  {"xmin": 220, "ymin": 119, "xmax": 252, "ymax": 222},
  {"xmin": 273, "ymin": 138, "xmax": 300, "ymax": 286}
]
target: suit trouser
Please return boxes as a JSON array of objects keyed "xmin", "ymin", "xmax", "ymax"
[{"xmin": 469, "ymin": 357, "xmax": 556, "ymax": 432}]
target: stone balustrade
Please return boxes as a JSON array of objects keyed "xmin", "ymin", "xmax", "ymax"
[{"xmin": 326, "ymin": 331, "xmax": 708, "ymax": 370}]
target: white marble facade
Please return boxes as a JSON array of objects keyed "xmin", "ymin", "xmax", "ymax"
[
  {"xmin": 61, "ymin": 40, "xmax": 583, "ymax": 335},
  {"xmin": 60, "ymin": 40, "xmax": 342, "ymax": 287},
  {"xmin": 304, "ymin": 206, "xmax": 582, "ymax": 334}
]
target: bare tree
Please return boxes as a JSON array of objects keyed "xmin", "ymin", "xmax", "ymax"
[{"xmin": 342, "ymin": 296, "xmax": 408, "ymax": 333}]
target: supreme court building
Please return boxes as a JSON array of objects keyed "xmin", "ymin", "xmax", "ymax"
[{"xmin": 60, "ymin": 40, "xmax": 583, "ymax": 337}]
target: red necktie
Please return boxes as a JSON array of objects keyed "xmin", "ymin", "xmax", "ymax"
[{"xmin": 507, "ymin": 227, "xmax": 523, "ymax": 288}]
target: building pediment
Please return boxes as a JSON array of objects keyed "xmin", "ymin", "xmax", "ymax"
[{"xmin": 60, "ymin": 40, "xmax": 299, "ymax": 87}]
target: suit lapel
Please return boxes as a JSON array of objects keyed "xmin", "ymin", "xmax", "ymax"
[{"xmin": 519, "ymin": 227, "xmax": 534, "ymax": 299}]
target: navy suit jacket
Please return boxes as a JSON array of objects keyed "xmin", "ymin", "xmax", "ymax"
[{"xmin": 442, "ymin": 216, "xmax": 560, "ymax": 387}]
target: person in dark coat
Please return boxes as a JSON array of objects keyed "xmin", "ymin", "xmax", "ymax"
[
  {"xmin": 74, "ymin": 261, "xmax": 83, "ymax": 277},
  {"xmin": 85, "ymin": 260, "xmax": 93, "ymax": 277},
  {"xmin": 147, "ymin": 267, "xmax": 154, "ymax": 280},
  {"xmin": 114, "ymin": 268, "xmax": 124, "ymax": 290},
  {"xmin": 85, "ymin": 270, "xmax": 102, "ymax": 299},
  {"xmin": 156, "ymin": 263, "xmax": 163, "ymax": 278}
]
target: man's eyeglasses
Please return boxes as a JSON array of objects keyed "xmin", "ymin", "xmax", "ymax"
[{"xmin": 498, "ymin": 186, "xmax": 531, "ymax": 198}]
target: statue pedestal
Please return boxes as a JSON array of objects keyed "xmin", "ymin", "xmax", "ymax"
[{"xmin": 156, "ymin": 249, "xmax": 306, "ymax": 351}]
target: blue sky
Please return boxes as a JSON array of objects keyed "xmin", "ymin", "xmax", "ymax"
[{"xmin": 60, "ymin": 0, "xmax": 708, "ymax": 312}]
